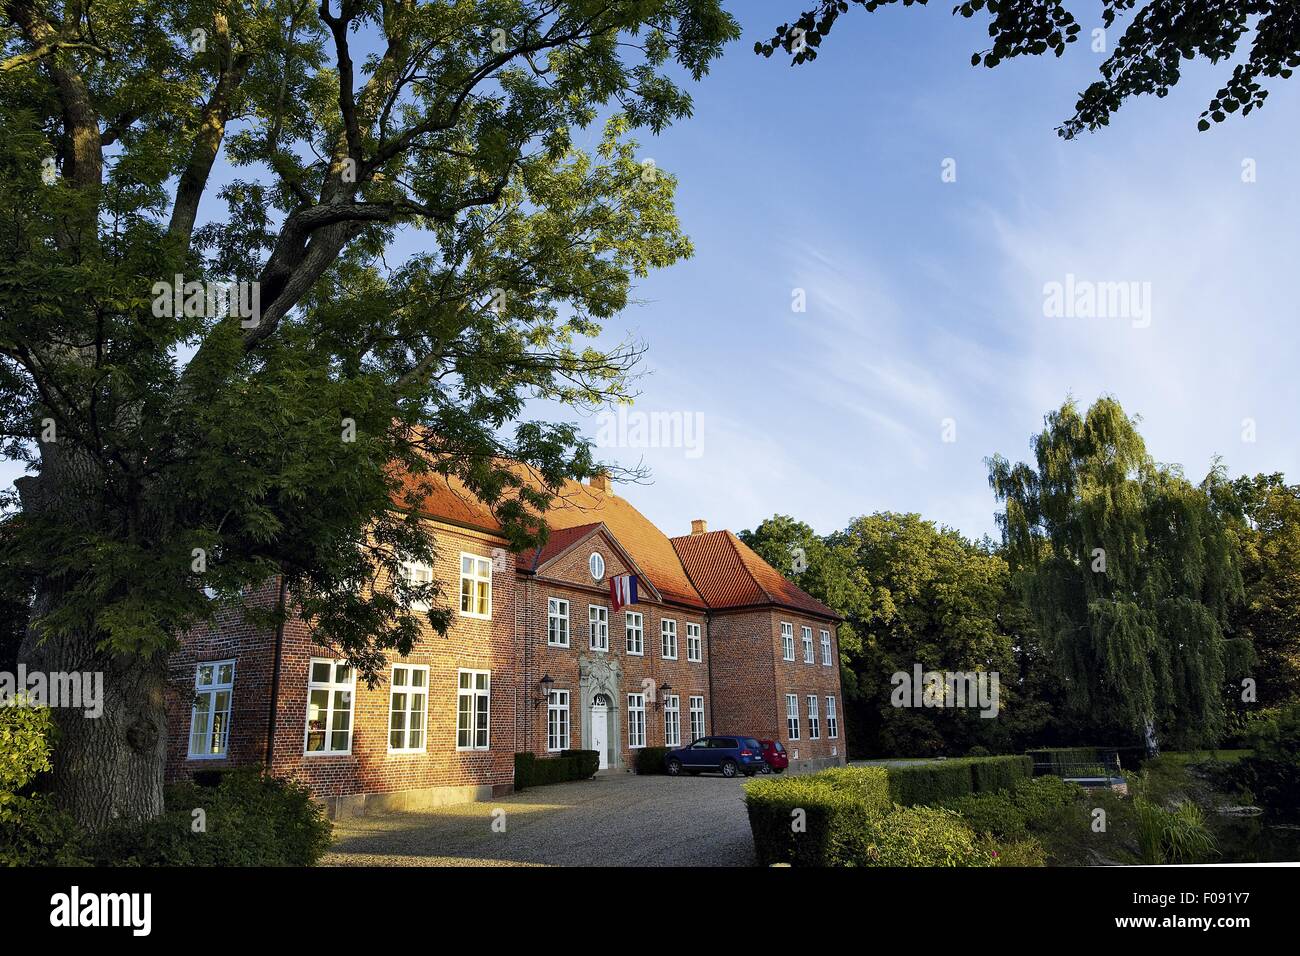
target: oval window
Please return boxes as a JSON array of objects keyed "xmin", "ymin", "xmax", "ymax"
[{"xmin": 589, "ymin": 552, "xmax": 605, "ymax": 581}]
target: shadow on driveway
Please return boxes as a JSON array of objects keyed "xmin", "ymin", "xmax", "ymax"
[{"xmin": 323, "ymin": 771, "xmax": 758, "ymax": 867}]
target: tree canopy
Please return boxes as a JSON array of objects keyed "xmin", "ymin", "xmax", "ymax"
[
  {"xmin": 988, "ymin": 396, "xmax": 1250, "ymax": 750},
  {"xmin": 760, "ymin": 1, "xmax": 1300, "ymax": 137},
  {"xmin": 0, "ymin": 0, "xmax": 739, "ymax": 826}
]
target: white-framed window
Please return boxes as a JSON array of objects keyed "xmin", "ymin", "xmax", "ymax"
[
  {"xmin": 589, "ymin": 551, "xmax": 605, "ymax": 581},
  {"xmin": 686, "ymin": 622, "xmax": 702, "ymax": 662},
  {"xmin": 627, "ymin": 693, "xmax": 646, "ymax": 748},
  {"xmin": 188, "ymin": 660, "xmax": 235, "ymax": 758},
  {"xmin": 802, "ymin": 626, "xmax": 814, "ymax": 664},
  {"xmin": 547, "ymin": 689, "xmax": 570, "ymax": 752},
  {"xmin": 625, "ymin": 611, "xmax": 644, "ymax": 656},
  {"xmin": 664, "ymin": 695, "xmax": 681, "ymax": 747},
  {"xmin": 781, "ymin": 622, "xmax": 795, "ymax": 661},
  {"xmin": 305, "ymin": 659, "xmax": 355, "ymax": 754},
  {"xmin": 589, "ymin": 605, "xmax": 609, "ymax": 652},
  {"xmin": 689, "ymin": 696, "xmax": 705, "ymax": 742},
  {"xmin": 547, "ymin": 597, "xmax": 570, "ymax": 647},
  {"xmin": 785, "ymin": 693, "xmax": 800, "ymax": 741},
  {"xmin": 827, "ymin": 696, "xmax": 839, "ymax": 739},
  {"xmin": 388, "ymin": 664, "xmax": 429, "ymax": 752},
  {"xmin": 457, "ymin": 669, "xmax": 491, "ymax": 750},
  {"xmin": 821, "ymin": 629, "xmax": 833, "ymax": 666},
  {"xmin": 661, "ymin": 618, "xmax": 678, "ymax": 660},
  {"xmin": 808, "ymin": 695, "xmax": 821, "ymax": 739},
  {"xmin": 459, "ymin": 553, "xmax": 492, "ymax": 618},
  {"xmin": 397, "ymin": 558, "xmax": 433, "ymax": 612}
]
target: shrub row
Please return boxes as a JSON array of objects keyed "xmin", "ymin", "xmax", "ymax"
[
  {"xmin": 634, "ymin": 747, "xmax": 672, "ymax": 775},
  {"xmin": 886, "ymin": 755, "xmax": 1033, "ymax": 806},
  {"xmin": 513, "ymin": 750, "xmax": 600, "ymax": 790},
  {"xmin": 943, "ymin": 775, "xmax": 1083, "ymax": 842},
  {"xmin": 744, "ymin": 766, "xmax": 993, "ymax": 867}
]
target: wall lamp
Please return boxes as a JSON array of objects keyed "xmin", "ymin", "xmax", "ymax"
[
  {"xmin": 532, "ymin": 673, "xmax": 555, "ymax": 709},
  {"xmin": 655, "ymin": 682, "xmax": 672, "ymax": 710}
]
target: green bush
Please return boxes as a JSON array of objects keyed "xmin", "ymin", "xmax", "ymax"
[
  {"xmin": 1231, "ymin": 705, "xmax": 1300, "ymax": 813},
  {"xmin": 85, "ymin": 768, "xmax": 333, "ymax": 866},
  {"xmin": 0, "ymin": 703, "xmax": 86, "ymax": 866},
  {"xmin": 987, "ymin": 835, "xmax": 1047, "ymax": 867},
  {"xmin": 812, "ymin": 766, "xmax": 892, "ymax": 814},
  {"xmin": 635, "ymin": 746, "xmax": 671, "ymax": 775},
  {"xmin": 744, "ymin": 775, "xmax": 859, "ymax": 866},
  {"xmin": 1135, "ymin": 798, "xmax": 1218, "ymax": 864},
  {"xmin": 840, "ymin": 805, "xmax": 993, "ymax": 867},
  {"xmin": 561, "ymin": 750, "xmax": 600, "ymax": 779},
  {"xmin": 946, "ymin": 791, "xmax": 1029, "ymax": 841},
  {"xmin": 745, "ymin": 771, "xmax": 991, "ymax": 867},
  {"xmin": 513, "ymin": 750, "xmax": 599, "ymax": 790},
  {"xmin": 971, "ymin": 755, "xmax": 1034, "ymax": 793}
]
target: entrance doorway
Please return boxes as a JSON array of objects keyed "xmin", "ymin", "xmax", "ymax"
[{"xmin": 590, "ymin": 693, "xmax": 611, "ymax": 769}]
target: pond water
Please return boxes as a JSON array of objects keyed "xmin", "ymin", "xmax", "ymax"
[{"xmin": 1213, "ymin": 814, "xmax": 1300, "ymax": 863}]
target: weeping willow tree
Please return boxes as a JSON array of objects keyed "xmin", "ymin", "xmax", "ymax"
[{"xmin": 988, "ymin": 397, "xmax": 1250, "ymax": 751}]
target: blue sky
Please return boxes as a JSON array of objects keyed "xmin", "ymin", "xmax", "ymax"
[
  {"xmin": 563, "ymin": 1, "xmax": 1300, "ymax": 541},
  {"xmin": 5, "ymin": 1, "xmax": 1298, "ymax": 544}
]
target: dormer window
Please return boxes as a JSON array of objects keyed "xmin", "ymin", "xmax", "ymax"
[{"xmin": 589, "ymin": 552, "xmax": 605, "ymax": 581}]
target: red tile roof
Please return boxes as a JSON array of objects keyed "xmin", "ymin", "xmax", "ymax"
[
  {"xmin": 393, "ymin": 469, "xmax": 706, "ymax": 609},
  {"xmin": 671, "ymin": 530, "xmax": 839, "ymax": 620},
  {"xmin": 393, "ymin": 465, "xmax": 834, "ymax": 618}
]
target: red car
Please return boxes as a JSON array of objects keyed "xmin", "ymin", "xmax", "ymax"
[{"xmin": 758, "ymin": 739, "xmax": 788, "ymax": 774}]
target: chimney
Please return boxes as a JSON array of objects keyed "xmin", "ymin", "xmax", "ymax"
[
  {"xmin": 690, "ymin": 519, "xmax": 708, "ymax": 536},
  {"xmin": 589, "ymin": 472, "xmax": 611, "ymax": 493}
]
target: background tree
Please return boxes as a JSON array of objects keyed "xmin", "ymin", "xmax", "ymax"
[
  {"xmin": 0, "ymin": 0, "xmax": 738, "ymax": 828},
  {"xmin": 742, "ymin": 512, "xmax": 1044, "ymax": 757},
  {"xmin": 1229, "ymin": 473, "xmax": 1300, "ymax": 709},
  {"xmin": 761, "ymin": 1, "xmax": 1299, "ymax": 137},
  {"xmin": 988, "ymin": 396, "xmax": 1250, "ymax": 751}
]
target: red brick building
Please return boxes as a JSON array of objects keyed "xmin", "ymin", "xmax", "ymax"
[{"xmin": 166, "ymin": 475, "xmax": 844, "ymax": 816}]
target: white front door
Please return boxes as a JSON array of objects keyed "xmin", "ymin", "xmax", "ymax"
[{"xmin": 590, "ymin": 704, "xmax": 608, "ymax": 769}]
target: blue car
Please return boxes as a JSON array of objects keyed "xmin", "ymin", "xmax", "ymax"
[{"xmin": 665, "ymin": 735, "xmax": 766, "ymax": 778}]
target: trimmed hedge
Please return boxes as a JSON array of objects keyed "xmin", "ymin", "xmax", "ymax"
[
  {"xmin": 513, "ymin": 751, "xmax": 600, "ymax": 790},
  {"xmin": 634, "ymin": 746, "xmax": 672, "ymax": 775},
  {"xmin": 744, "ymin": 767, "xmax": 992, "ymax": 867},
  {"xmin": 886, "ymin": 756, "xmax": 1032, "ymax": 806}
]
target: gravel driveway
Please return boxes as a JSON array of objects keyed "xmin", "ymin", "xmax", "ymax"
[{"xmin": 323, "ymin": 771, "xmax": 758, "ymax": 867}]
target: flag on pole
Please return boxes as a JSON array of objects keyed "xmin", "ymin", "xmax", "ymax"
[{"xmin": 610, "ymin": 573, "xmax": 639, "ymax": 613}]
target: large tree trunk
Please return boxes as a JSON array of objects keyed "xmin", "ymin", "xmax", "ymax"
[
  {"xmin": 16, "ymin": 450, "xmax": 169, "ymax": 830},
  {"xmin": 20, "ymin": 622, "xmax": 167, "ymax": 830}
]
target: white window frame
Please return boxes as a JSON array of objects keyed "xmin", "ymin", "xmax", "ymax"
[
  {"xmin": 808, "ymin": 694, "xmax": 821, "ymax": 740},
  {"xmin": 388, "ymin": 664, "xmax": 429, "ymax": 753},
  {"xmin": 686, "ymin": 622, "xmax": 702, "ymax": 662},
  {"xmin": 589, "ymin": 551, "xmax": 605, "ymax": 581},
  {"xmin": 664, "ymin": 695, "xmax": 681, "ymax": 747},
  {"xmin": 781, "ymin": 622, "xmax": 795, "ymax": 661},
  {"xmin": 627, "ymin": 693, "xmax": 646, "ymax": 749},
  {"xmin": 304, "ymin": 658, "xmax": 356, "ymax": 755},
  {"xmin": 661, "ymin": 618, "xmax": 678, "ymax": 660},
  {"xmin": 397, "ymin": 558, "xmax": 433, "ymax": 612},
  {"xmin": 625, "ymin": 611, "xmax": 644, "ymax": 656},
  {"xmin": 547, "ymin": 597, "xmax": 570, "ymax": 647},
  {"xmin": 589, "ymin": 604, "xmax": 609, "ymax": 652},
  {"xmin": 785, "ymin": 693, "xmax": 800, "ymax": 741},
  {"xmin": 459, "ymin": 552, "xmax": 493, "ymax": 619},
  {"xmin": 827, "ymin": 696, "xmax": 839, "ymax": 739},
  {"xmin": 802, "ymin": 626, "xmax": 814, "ymax": 664},
  {"xmin": 457, "ymin": 668, "xmax": 491, "ymax": 751},
  {"xmin": 689, "ymin": 696, "xmax": 705, "ymax": 742},
  {"xmin": 188, "ymin": 659, "xmax": 235, "ymax": 759},
  {"xmin": 547, "ymin": 689, "xmax": 571, "ymax": 752},
  {"xmin": 821, "ymin": 629, "xmax": 833, "ymax": 666}
]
